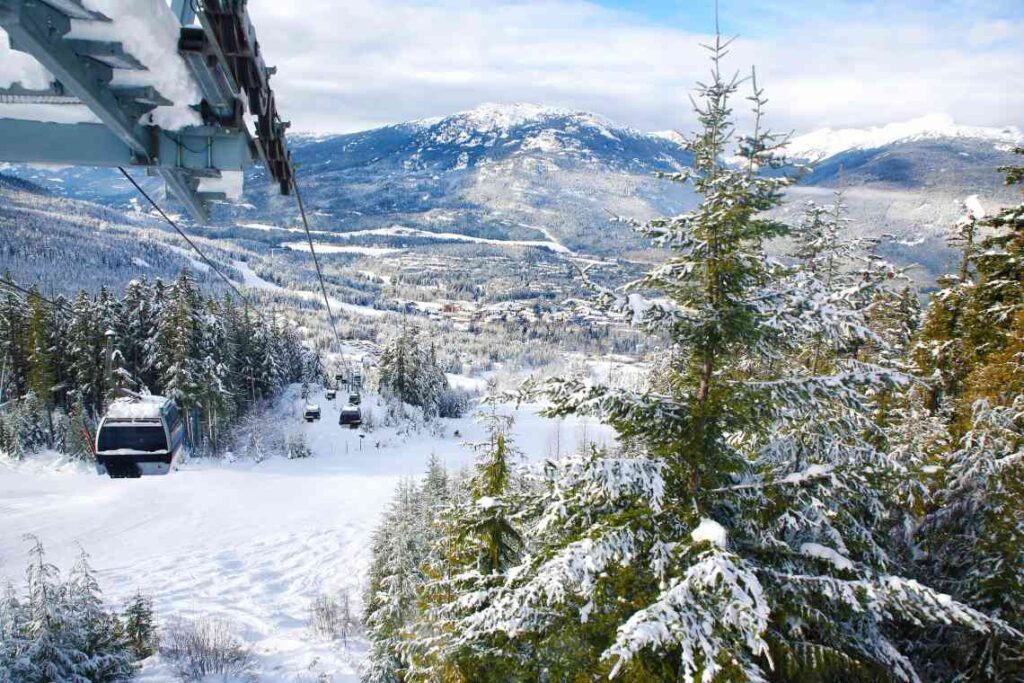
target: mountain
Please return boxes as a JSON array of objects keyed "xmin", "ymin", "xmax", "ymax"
[
  {"xmin": 3, "ymin": 105, "xmax": 1021, "ymax": 285},
  {"xmin": 787, "ymin": 114, "xmax": 1023, "ymax": 193},
  {"xmin": 235, "ymin": 103, "xmax": 695, "ymax": 255}
]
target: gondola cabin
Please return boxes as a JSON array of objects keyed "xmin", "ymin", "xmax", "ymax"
[
  {"xmin": 95, "ymin": 395, "xmax": 186, "ymax": 478},
  {"xmin": 339, "ymin": 405, "xmax": 362, "ymax": 429},
  {"xmin": 325, "ymin": 389, "xmax": 337, "ymax": 401},
  {"xmin": 304, "ymin": 404, "xmax": 322, "ymax": 422}
]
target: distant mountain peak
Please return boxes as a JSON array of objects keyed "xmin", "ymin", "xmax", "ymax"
[
  {"xmin": 414, "ymin": 102, "xmax": 614, "ymax": 133},
  {"xmin": 650, "ymin": 129, "xmax": 687, "ymax": 147},
  {"xmin": 785, "ymin": 113, "xmax": 1023, "ymax": 161}
]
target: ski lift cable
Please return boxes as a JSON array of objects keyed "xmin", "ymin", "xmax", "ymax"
[
  {"xmin": 290, "ymin": 172, "xmax": 348, "ymax": 371},
  {"xmin": 117, "ymin": 167, "xmax": 254, "ymax": 308},
  {"xmin": 0, "ymin": 276, "xmax": 75, "ymax": 314}
]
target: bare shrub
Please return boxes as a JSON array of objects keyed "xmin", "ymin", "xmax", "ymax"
[
  {"xmin": 307, "ymin": 589, "xmax": 359, "ymax": 647},
  {"xmin": 161, "ymin": 616, "xmax": 255, "ymax": 681}
]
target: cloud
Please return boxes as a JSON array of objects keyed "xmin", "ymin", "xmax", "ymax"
[{"xmin": 246, "ymin": 0, "xmax": 1024, "ymax": 135}]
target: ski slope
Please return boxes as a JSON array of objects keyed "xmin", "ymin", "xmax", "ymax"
[{"xmin": 0, "ymin": 385, "xmax": 612, "ymax": 681}]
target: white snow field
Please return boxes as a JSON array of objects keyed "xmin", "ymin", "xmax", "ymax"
[{"xmin": 0, "ymin": 386, "xmax": 612, "ymax": 681}]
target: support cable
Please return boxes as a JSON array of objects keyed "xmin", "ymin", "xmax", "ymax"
[
  {"xmin": 0, "ymin": 276, "xmax": 74, "ymax": 314},
  {"xmin": 117, "ymin": 167, "xmax": 254, "ymax": 308},
  {"xmin": 291, "ymin": 173, "xmax": 343, "ymax": 351}
]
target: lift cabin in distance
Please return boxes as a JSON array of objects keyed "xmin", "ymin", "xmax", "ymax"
[{"xmin": 95, "ymin": 395, "xmax": 187, "ymax": 478}]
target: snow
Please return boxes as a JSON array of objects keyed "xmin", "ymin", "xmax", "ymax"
[
  {"xmin": 70, "ymin": 0, "xmax": 202, "ymax": 130},
  {"xmin": 690, "ymin": 518, "xmax": 727, "ymax": 548},
  {"xmin": 197, "ymin": 171, "xmax": 244, "ymax": 201},
  {"xmin": 964, "ymin": 194, "xmax": 986, "ymax": 220},
  {"xmin": 160, "ymin": 243, "xmax": 210, "ymax": 272},
  {"xmin": 415, "ymin": 102, "xmax": 613, "ymax": 136},
  {"xmin": 799, "ymin": 542, "xmax": 854, "ymax": 571},
  {"xmin": 785, "ymin": 113, "xmax": 1024, "ymax": 161},
  {"xmin": 650, "ymin": 130, "xmax": 686, "ymax": 147},
  {"xmin": 0, "ymin": 27, "xmax": 53, "ymax": 89},
  {"xmin": 446, "ymin": 372, "xmax": 488, "ymax": 393},
  {"xmin": 0, "ymin": 103, "xmax": 101, "ymax": 125},
  {"xmin": 231, "ymin": 259, "xmax": 278, "ymax": 291},
  {"xmin": 779, "ymin": 463, "xmax": 832, "ymax": 485},
  {"xmin": 282, "ymin": 242, "xmax": 404, "ymax": 257},
  {"xmin": 339, "ymin": 225, "xmax": 571, "ymax": 254},
  {"xmin": 0, "ymin": 387, "xmax": 612, "ymax": 681},
  {"xmin": 104, "ymin": 394, "xmax": 167, "ymax": 420}
]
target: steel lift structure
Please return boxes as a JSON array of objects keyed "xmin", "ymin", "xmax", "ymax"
[{"xmin": 0, "ymin": 0, "xmax": 294, "ymax": 221}]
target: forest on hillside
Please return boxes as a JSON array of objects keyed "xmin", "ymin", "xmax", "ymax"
[{"xmin": 0, "ymin": 272, "xmax": 309, "ymax": 459}]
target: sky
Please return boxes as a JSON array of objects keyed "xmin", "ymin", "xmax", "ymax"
[{"xmin": 246, "ymin": 0, "xmax": 1024, "ymax": 135}]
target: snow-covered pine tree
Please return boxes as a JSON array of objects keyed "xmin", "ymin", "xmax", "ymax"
[
  {"xmin": 912, "ymin": 200, "xmax": 985, "ymax": 419},
  {"xmin": 66, "ymin": 291, "xmax": 105, "ymax": 410},
  {"xmin": 378, "ymin": 327, "xmax": 449, "ymax": 414},
  {"xmin": 115, "ymin": 278, "xmax": 159, "ymax": 392},
  {"xmin": 404, "ymin": 415, "xmax": 526, "ymax": 682},
  {"xmin": 362, "ymin": 478, "xmax": 428, "ymax": 683},
  {"xmin": 378, "ymin": 327, "xmax": 414, "ymax": 407},
  {"xmin": 64, "ymin": 550, "xmax": 135, "ymax": 682},
  {"xmin": 0, "ymin": 287, "xmax": 28, "ymax": 402},
  {"xmin": 121, "ymin": 591, "xmax": 158, "ymax": 661},
  {"xmin": 24, "ymin": 289, "xmax": 57, "ymax": 441},
  {"xmin": 911, "ymin": 153, "xmax": 1024, "ymax": 679},
  {"xmin": 154, "ymin": 271, "xmax": 205, "ymax": 441},
  {"xmin": 452, "ymin": 40, "xmax": 1001, "ymax": 682},
  {"xmin": 14, "ymin": 537, "xmax": 84, "ymax": 682},
  {"xmin": 196, "ymin": 298, "xmax": 231, "ymax": 449},
  {"xmin": 65, "ymin": 396, "xmax": 94, "ymax": 461},
  {"xmin": 0, "ymin": 582, "xmax": 26, "ymax": 682}
]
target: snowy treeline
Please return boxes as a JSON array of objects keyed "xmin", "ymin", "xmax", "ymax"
[
  {"xmin": 0, "ymin": 270, "xmax": 311, "ymax": 459},
  {"xmin": 360, "ymin": 44, "xmax": 1024, "ymax": 682},
  {"xmin": 377, "ymin": 327, "xmax": 469, "ymax": 418},
  {"xmin": 362, "ymin": 419, "xmax": 526, "ymax": 683},
  {"xmin": 0, "ymin": 539, "xmax": 157, "ymax": 682}
]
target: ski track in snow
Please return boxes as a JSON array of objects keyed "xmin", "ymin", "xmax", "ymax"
[
  {"xmin": 0, "ymin": 386, "xmax": 613, "ymax": 681},
  {"xmin": 233, "ymin": 258, "xmax": 387, "ymax": 319}
]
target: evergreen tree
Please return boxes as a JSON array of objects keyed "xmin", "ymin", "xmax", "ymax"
[
  {"xmin": 66, "ymin": 290, "xmax": 105, "ymax": 409},
  {"xmin": 404, "ymin": 415, "xmax": 525, "ymax": 682},
  {"xmin": 363, "ymin": 479, "xmax": 426, "ymax": 683},
  {"xmin": 378, "ymin": 327, "xmax": 449, "ymax": 414},
  {"xmin": 913, "ymin": 200, "xmax": 984, "ymax": 417},
  {"xmin": 121, "ymin": 591, "xmax": 158, "ymax": 661},
  {"xmin": 424, "ymin": 42, "xmax": 1001, "ymax": 682},
  {"xmin": 14, "ymin": 537, "xmax": 84, "ymax": 682},
  {"xmin": 908, "ymin": 147, "xmax": 1024, "ymax": 680},
  {"xmin": 155, "ymin": 271, "xmax": 205, "ymax": 442},
  {"xmin": 24, "ymin": 290, "xmax": 56, "ymax": 423},
  {"xmin": 64, "ymin": 550, "xmax": 135, "ymax": 682}
]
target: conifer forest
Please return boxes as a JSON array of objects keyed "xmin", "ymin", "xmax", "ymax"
[{"xmin": 1, "ymin": 1, "xmax": 1022, "ymax": 681}]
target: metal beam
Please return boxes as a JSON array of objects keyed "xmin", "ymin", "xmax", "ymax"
[
  {"xmin": 64, "ymin": 39, "xmax": 146, "ymax": 70},
  {"xmin": 0, "ymin": 119, "xmax": 131, "ymax": 165},
  {"xmin": 38, "ymin": 0, "xmax": 107, "ymax": 21},
  {"xmin": 0, "ymin": 119, "xmax": 251, "ymax": 171},
  {"xmin": 170, "ymin": 0, "xmax": 196, "ymax": 27},
  {"xmin": 158, "ymin": 168, "xmax": 207, "ymax": 222},
  {"xmin": 0, "ymin": 0, "xmax": 145, "ymax": 157}
]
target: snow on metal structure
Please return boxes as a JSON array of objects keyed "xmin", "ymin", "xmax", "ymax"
[{"xmin": 0, "ymin": 0, "xmax": 294, "ymax": 220}]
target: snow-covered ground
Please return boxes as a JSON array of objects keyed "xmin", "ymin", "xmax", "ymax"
[{"xmin": 0, "ymin": 385, "xmax": 612, "ymax": 681}]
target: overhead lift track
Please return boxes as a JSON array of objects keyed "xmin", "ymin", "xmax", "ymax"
[{"xmin": 0, "ymin": 0, "xmax": 294, "ymax": 221}]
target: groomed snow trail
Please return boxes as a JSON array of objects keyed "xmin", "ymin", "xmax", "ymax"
[{"xmin": 0, "ymin": 386, "xmax": 612, "ymax": 681}]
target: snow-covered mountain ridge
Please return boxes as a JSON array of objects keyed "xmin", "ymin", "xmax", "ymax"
[
  {"xmin": 3, "ymin": 104, "xmax": 1021, "ymax": 285},
  {"xmin": 784, "ymin": 113, "xmax": 1023, "ymax": 162}
]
